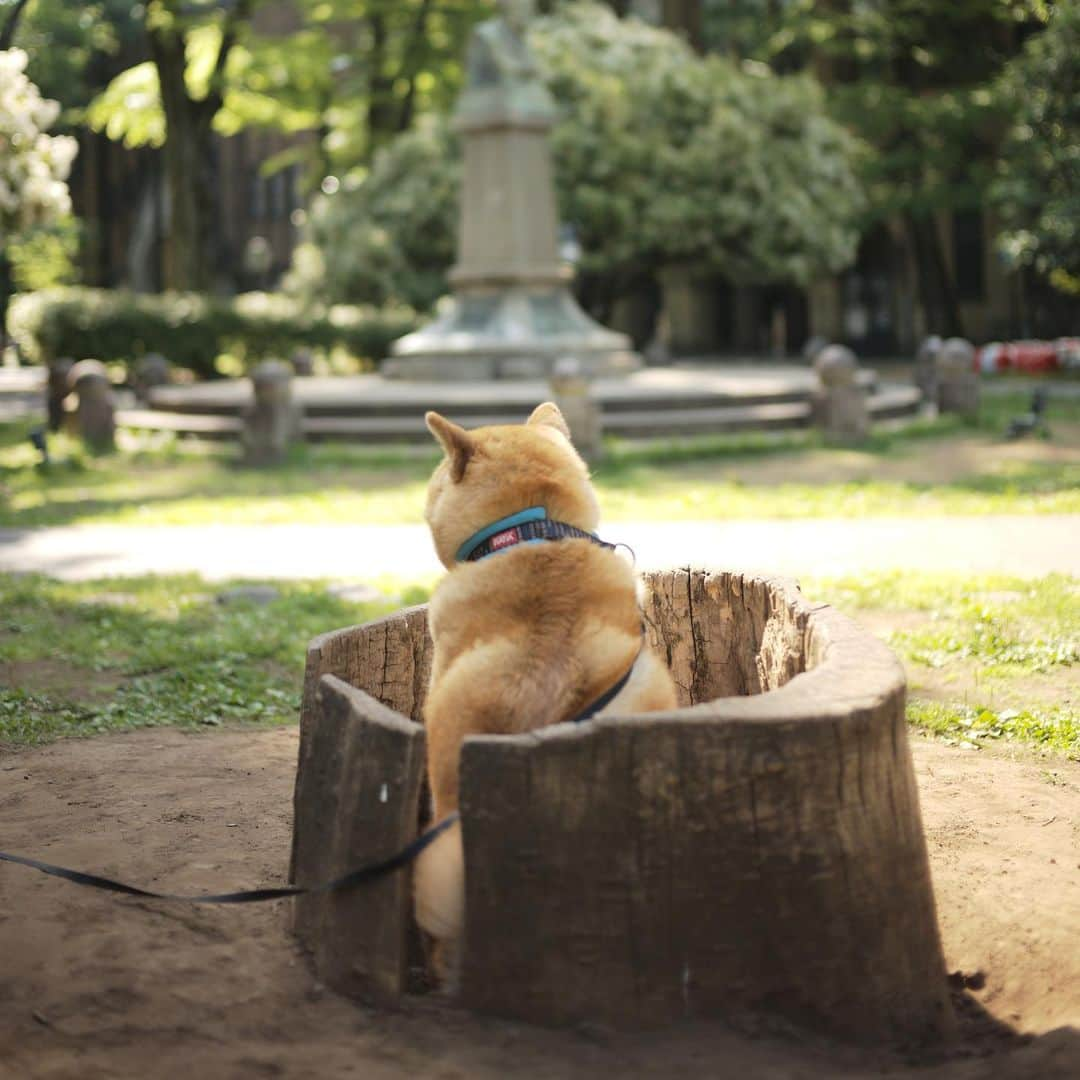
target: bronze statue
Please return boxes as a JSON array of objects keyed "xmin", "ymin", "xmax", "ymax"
[{"xmin": 456, "ymin": 0, "xmax": 556, "ymax": 126}]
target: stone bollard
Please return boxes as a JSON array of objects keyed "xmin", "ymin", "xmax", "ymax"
[
  {"xmin": 914, "ymin": 335, "xmax": 942, "ymax": 401},
  {"xmin": 68, "ymin": 359, "xmax": 116, "ymax": 452},
  {"xmin": 812, "ymin": 344, "xmax": 869, "ymax": 441},
  {"xmin": 290, "ymin": 348, "xmax": 315, "ymax": 377},
  {"xmin": 242, "ymin": 360, "xmax": 302, "ymax": 465},
  {"xmin": 133, "ymin": 352, "xmax": 171, "ymax": 403},
  {"xmin": 549, "ymin": 356, "xmax": 602, "ymax": 462},
  {"xmin": 935, "ymin": 337, "xmax": 979, "ymax": 418},
  {"xmin": 46, "ymin": 357, "xmax": 74, "ymax": 433}
]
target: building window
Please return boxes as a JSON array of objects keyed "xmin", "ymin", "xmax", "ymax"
[{"xmin": 953, "ymin": 209, "xmax": 985, "ymax": 301}]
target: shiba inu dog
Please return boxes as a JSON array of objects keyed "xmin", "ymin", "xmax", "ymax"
[{"xmin": 413, "ymin": 402, "xmax": 678, "ymax": 985}]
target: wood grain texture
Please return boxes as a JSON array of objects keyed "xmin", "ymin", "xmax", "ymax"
[
  {"xmin": 460, "ymin": 570, "xmax": 952, "ymax": 1043},
  {"xmin": 290, "ymin": 570, "xmax": 952, "ymax": 1043},
  {"xmin": 290, "ymin": 606, "xmax": 431, "ymax": 884},
  {"xmin": 290, "ymin": 675, "xmax": 426, "ymax": 1003}
]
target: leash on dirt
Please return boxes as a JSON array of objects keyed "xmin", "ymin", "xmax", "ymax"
[
  {"xmin": 1, "ymin": 630, "xmax": 643, "ymax": 908},
  {"xmin": 0, "ymin": 813, "xmax": 458, "ymax": 905}
]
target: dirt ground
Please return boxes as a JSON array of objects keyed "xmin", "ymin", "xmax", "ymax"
[{"xmin": 1, "ymin": 727, "xmax": 1078, "ymax": 1080}]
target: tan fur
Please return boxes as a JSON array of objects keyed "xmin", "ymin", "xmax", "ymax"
[{"xmin": 413, "ymin": 403, "xmax": 678, "ymax": 985}]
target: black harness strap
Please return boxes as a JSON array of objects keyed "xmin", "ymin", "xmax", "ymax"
[
  {"xmin": 0, "ymin": 813, "xmax": 458, "ymax": 905},
  {"xmin": 567, "ymin": 640, "xmax": 641, "ymax": 725}
]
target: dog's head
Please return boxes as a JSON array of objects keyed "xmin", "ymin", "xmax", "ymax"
[{"xmin": 424, "ymin": 403, "xmax": 599, "ymax": 569}]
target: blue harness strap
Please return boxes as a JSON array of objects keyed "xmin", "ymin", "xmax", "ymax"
[{"xmin": 457, "ymin": 506, "xmax": 617, "ymax": 563}]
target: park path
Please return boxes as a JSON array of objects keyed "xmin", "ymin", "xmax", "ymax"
[{"xmin": 0, "ymin": 514, "xmax": 1076, "ymax": 582}]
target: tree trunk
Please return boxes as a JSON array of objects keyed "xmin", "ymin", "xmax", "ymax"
[
  {"xmin": 366, "ymin": 12, "xmax": 398, "ymax": 155},
  {"xmin": 0, "ymin": 251, "xmax": 12, "ymax": 350},
  {"xmin": 146, "ymin": 1, "xmax": 250, "ymax": 292},
  {"xmin": 661, "ymin": 0, "xmax": 704, "ymax": 52},
  {"xmin": 291, "ymin": 674, "xmax": 426, "ymax": 1003},
  {"xmin": 289, "ymin": 573, "xmax": 954, "ymax": 1045},
  {"xmin": 395, "ymin": 0, "xmax": 435, "ymax": 134},
  {"xmin": 905, "ymin": 211, "xmax": 964, "ymax": 338},
  {"xmin": 149, "ymin": 27, "xmax": 220, "ymax": 292},
  {"xmin": 0, "ymin": 0, "xmax": 30, "ymax": 50}
]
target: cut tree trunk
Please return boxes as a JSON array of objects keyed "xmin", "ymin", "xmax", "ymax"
[
  {"xmin": 291, "ymin": 674, "xmax": 426, "ymax": 1002},
  {"xmin": 290, "ymin": 571, "xmax": 954, "ymax": 1044}
]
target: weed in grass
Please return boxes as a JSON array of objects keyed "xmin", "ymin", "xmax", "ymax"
[
  {"xmin": 907, "ymin": 699, "xmax": 1080, "ymax": 758},
  {"xmin": 812, "ymin": 571, "xmax": 1078, "ymax": 758}
]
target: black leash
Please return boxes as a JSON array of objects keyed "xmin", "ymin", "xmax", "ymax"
[
  {"xmin": 0, "ymin": 813, "xmax": 458, "ymax": 905},
  {"xmin": 1, "ymin": 631, "xmax": 642, "ymax": 907}
]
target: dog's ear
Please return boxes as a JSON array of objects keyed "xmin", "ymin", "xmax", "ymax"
[
  {"xmin": 526, "ymin": 401, "xmax": 571, "ymax": 441},
  {"xmin": 425, "ymin": 411, "xmax": 474, "ymax": 482}
]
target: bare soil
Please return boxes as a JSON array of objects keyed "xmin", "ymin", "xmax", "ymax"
[{"xmin": 0, "ymin": 727, "xmax": 1078, "ymax": 1080}]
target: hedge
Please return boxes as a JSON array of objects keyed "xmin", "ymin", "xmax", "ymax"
[{"xmin": 7, "ymin": 288, "xmax": 420, "ymax": 376}]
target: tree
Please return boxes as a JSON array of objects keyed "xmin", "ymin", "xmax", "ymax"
[
  {"xmin": 713, "ymin": 0, "xmax": 1051, "ymax": 336},
  {"xmin": 146, "ymin": 0, "xmax": 253, "ymax": 291},
  {"xmin": 537, "ymin": 3, "xmax": 862, "ymax": 291},
  {"xmin": 89, "ymin": 0, "xmax": 485, "ymax": 193},
  {"xmin": 288, "ymin": 3, "xmax": 862, "ymax": 312},
  {"xmin": 0, "ymin": 47, "xmax": 78, "ymax": 340},
  {"xmin": 6, "ymin": 0, "xmax": 143, "ymax": 113},
  {"xmin": 83, "ymin": 1, "xmax": 255, "ymax": 291},
  {"xmin": 285, "ymin": 118, "xmax": 458, "ymax": 310},
  {"xmin": 0, "ymin": 0, "xmax": 31, "ymax": 50},
  {"xmin": 994, "ymin": 0, "xmax": 1080, "ymax": 295}
]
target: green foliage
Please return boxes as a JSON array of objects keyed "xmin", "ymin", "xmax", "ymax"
[
  {"xmin": 288, "ymin": 2, "xmax": 864, "ymax": 308},
  {"xmin": 85, "ymin": 60, "xmax": 166, "ymax": 147},
  {"xmin": 11, "ymin": 0, "xmax": 142, "ymax": 118},
  {"xmin": 994, "ymin": 1, "xmax": 1080, "ymax": 293},
  {"xmin": 5, "ymin": 217, "xmax": 80, "ymax": 291},
  {"xmin": 822, "ymin": 570, "xmax": 1079, "ymax": 672},
  {"xmin": 84, "ymin": 0, "xmax": 485, "ymax": 177},
  {"xmin": 907, "ymin": 699, "xmax": 1079, "ymax": 757},
  {"xmin": 745, "ymin": 0, "xmax": 1051, "ymax": 223},
  {"xmin": 7, "ymin": 287, "xmax": 418, "ymax": 374},
  {"xmin": 0, "ymin": 573, "xmax": 406, "ymax": 747},
  {"xmin": 286, "ymin": 119, "xmax": 460, "ymax": 309},
  {"xmin": 538, "ymin": 3, "xmax": 863, "ymax": 284},
  {"xmin": 815, "ymin": 570, "xmax": 1079, "ymax": 757}
]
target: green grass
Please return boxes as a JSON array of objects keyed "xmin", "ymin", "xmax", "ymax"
[
  {"xmin": 809, "ymin": 571, "xmax": 1079, "ymax": 758},
  {"xmin": 3, "ymin": 399, "xmax": 1078, "ymax": 526},
  {"xmin": 2, "ymin": 569, "xmax": 1074, "ymax": 756},
  {"xmin": 906, "ymin": 700, "xmax": 1080, "ymax": 757},
  {"xmin": 0, "ymin": 573, "xmax": 430, "ymax": 747}
]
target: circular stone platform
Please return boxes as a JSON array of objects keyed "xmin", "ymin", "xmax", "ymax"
[{"xmin": 126, "ymin": 364, "xmax": 922, "ymax": 442}]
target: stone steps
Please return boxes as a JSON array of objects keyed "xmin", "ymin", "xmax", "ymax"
[{"xmin": 118, "ymin": 385, "xmax": 922, "ymax": 442}]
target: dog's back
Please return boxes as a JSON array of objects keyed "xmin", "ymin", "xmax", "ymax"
[{"xmin": 414, "ymin": 404, "xmax": 677, "ymax": 984}]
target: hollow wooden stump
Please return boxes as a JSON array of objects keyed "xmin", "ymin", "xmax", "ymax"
[{"xmin": 290, "ymin": 571, "xmax": 953, "ymax": 1043}]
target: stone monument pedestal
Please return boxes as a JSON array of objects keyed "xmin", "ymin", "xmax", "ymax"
[
  {"xmin": 386, "ymin": 1, "xmax": 639, "ymax": 382},
  {"xmin": 385, "ymin": 287, "xmax": 640, "ymax": 381}
]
